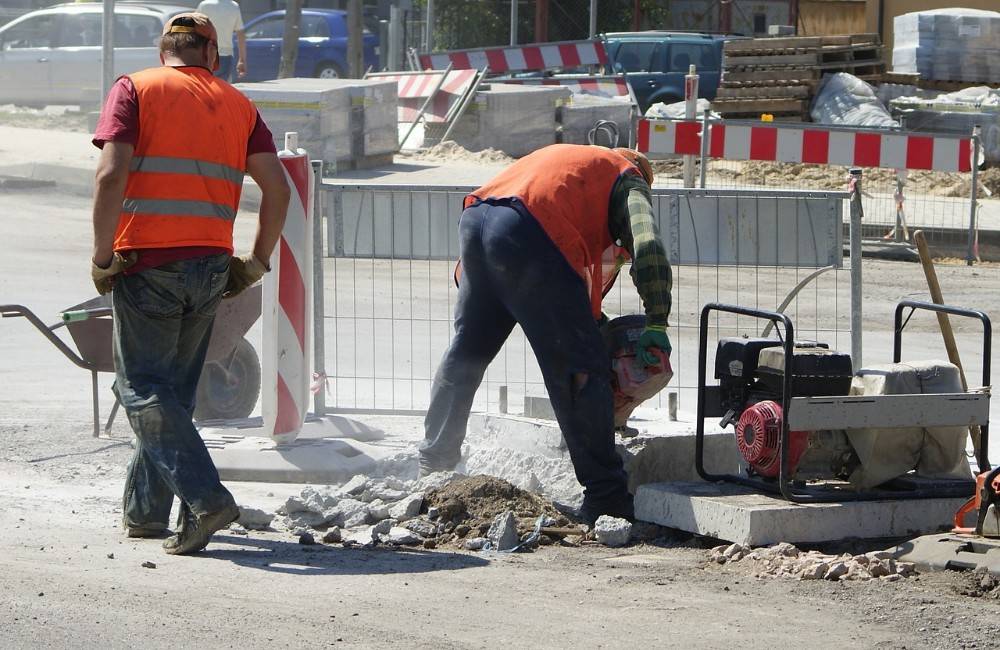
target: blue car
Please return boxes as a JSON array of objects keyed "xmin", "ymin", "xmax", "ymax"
[{"xmin": 240, "ymin": 9, "xmax": 378, "ymax": 81}]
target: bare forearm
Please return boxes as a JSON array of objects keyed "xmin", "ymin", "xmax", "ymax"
[
  {"xmin": 252, "ymin": 191, "xmax": 289, "ymax": 264},
  {"xmin": 237, "ymin": 32, "xmax": 247, "ymax": 63},
  {"xmin": 91, "ymin": 144, "xmax": 132, "ymax": 265}
]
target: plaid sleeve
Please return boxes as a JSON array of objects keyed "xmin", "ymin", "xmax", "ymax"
[{"xmin": 608, "ymin": 174, "xmax": 672, "ymax": 327}]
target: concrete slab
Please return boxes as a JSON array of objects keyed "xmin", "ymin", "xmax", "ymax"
[
  {"xmin": 466, "ymin": 411, "xmax": 741, "ymax": 493},
  {"xmin": 894, "ymin": 533, "xmax": 1000, "ymax": 576},
  {"xmin": 635, "ymin": 481, "xmax": 967, "ymax": 546},
  {"xmin": 200, "ymin": 415, "xmax": 401, "ymax": 483}
]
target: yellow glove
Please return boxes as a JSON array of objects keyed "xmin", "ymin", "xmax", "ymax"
[
  {"xmin": 224, "ymin": 253, "xmax": 269, "ymax": 299},
  {"xmin": 91, "ymin": 251, "xmax": 137, "ymax": 295}
]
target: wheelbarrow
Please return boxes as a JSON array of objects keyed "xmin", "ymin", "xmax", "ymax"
[{"xmin": 0, "ymin": 285, "xmax": 263, "ymax": 437}]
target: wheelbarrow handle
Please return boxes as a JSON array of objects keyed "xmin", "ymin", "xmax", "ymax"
[{"xmin": 62, "ymin": 308, "xmax": 113, "ymax": 323}]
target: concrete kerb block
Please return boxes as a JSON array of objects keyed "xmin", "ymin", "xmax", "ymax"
[{"xmin": 635, "ymin": 481, "xmax": 968, "ymax": 547}]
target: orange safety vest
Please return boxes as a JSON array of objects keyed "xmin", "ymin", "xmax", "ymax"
[
  {"xmin": 113, "ymin": 66, "xmax": 258, "ymax": 253},
  {"xmin": 465, "ymin": 144, "xmax": 638, "ymax": 318}
]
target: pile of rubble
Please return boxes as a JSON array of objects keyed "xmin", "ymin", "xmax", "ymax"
[
  {"xmin": 710, "ymin": 542, "xmax": 917, "ymax": 582},
  {"xmin": 237, "ymin": 474, "xmax": 635, "ymax": 551}
]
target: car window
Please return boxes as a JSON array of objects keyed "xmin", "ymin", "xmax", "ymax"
[
  {"xmin": 116, "ymin": 15, "xmax": 162, "ymax": 47},
  {"xmin": 1, "ymin": 14, "xmax": 57, "ymax": 49},
  {"xmin": 246, "ymin": 17, "xmax": 284, "ymax": 39},
  {"xmin": 613, "ymin": 42, "xmax": 657, "ymax": 73},
  {"xmin": 56, "ymin": 13, "xmax": 103, "ymax": 47},
  {"xmin": 669, "ymin": 43, "xmax": 719, "ymax": 73},
  {"xmin": 301, "ymin": 16, "xmax": 330, "ymax": 39}
]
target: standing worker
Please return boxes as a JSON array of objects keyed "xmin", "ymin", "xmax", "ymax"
[
  {"xmin": 420, "ymin": 144, "xmax": 672, "ymax": 524},
  {"xmin": 197, "ymin": 0, "xmax": 248, "ymax": 81},
  {"xmin": 90, "ymin": 12, "xmax": 290, "ymax": 555}
]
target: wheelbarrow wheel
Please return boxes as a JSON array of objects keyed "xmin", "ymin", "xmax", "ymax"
[{"xmin": 194, "ymin": 337, "xmax": 261, "ymax": 421}]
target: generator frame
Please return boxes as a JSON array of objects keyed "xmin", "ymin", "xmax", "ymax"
[{"xmin": 695, "ymin": 300, "xmax": 992, "ymax": 503}]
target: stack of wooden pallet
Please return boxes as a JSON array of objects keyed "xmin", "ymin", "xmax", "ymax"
[{"xmin": 716, "ymin": 34, "xmax": 885, "ymax": 121}]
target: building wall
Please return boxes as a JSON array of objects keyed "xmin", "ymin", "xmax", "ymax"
[
  {"xmin": 670, "ymin": 0, "xmax": 792, "ymax": 36},
  {"xmin": 866, "ymin": 0, "xmax": 999, "ymax": 52},
  {"xmin": 798, "ymin": 0, "xmax": 867, "ymax": 36}
]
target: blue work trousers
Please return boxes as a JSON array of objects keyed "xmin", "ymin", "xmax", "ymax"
[
  {"xmin": 113, "ymin": 254, "xmax": 236, "ymax": 530},
  {"xmin": 421, "ymin": 201, "xmax": 630, "ymax": 508}
]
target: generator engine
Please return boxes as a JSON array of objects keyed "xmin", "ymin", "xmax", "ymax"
[{"xmin": 715, "ymin": 337, "xmax": 859, "ymax": 479}]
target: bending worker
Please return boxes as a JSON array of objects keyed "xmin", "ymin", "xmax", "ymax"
[
  {"xmin": 420, "ymin": 144, "xmax": 672, "ymax": 524},
  {"xmin": 90, "ymin": 12, "xmax": 289, "ymax": 555}
]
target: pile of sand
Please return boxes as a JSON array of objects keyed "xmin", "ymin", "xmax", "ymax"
[{"xmin": 401, "ymin": 140, "xmax": 515, "ymax": 165}]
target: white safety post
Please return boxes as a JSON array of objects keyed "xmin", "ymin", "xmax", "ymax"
[
  {"xmin": 262, "ymin": 132, "xmax": 314, "ymax": 444},
  {"xmin": 683, "ymin": 64, "xmax": 698, "ymax": 188}
]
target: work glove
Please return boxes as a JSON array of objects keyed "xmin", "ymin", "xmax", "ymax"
[
  {"xmin": 224, "ymin": 253, "xmax": 269, "ymax": 299},
  {"xmin": 635, "ymin": 324, "xmax": 671, "ymax": 367},
  {"xmin": 91, "ymin": 251, "xmax": 137, "ymax": 295}
]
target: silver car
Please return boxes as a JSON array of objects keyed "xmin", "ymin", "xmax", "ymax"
[{"xmin": 0, "ymin": 2, "xmax": 192, "ymax": 106}]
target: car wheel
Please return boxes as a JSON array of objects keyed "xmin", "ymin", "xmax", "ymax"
[{"xmin": 314, "ymin": 62, "xmax": 344, "ymax": 79}]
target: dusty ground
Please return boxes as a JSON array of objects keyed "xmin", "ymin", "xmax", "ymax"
[{"xmin": 3, "ymin": 158, "xmax": 1000, "ymax": 647}]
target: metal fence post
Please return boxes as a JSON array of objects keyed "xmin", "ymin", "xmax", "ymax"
[
  {"xmin": 699, "ymin": 109, "xmax": 710, "ymax": 189},
  {"xmin": 312, "ymin": 160, "xmax": 327, "ymax": 416},
  {"xmin": 967, "ymin": 127, "xmax": 981, "ymax": 266},
  {"xmin": 849, "ymin": 167, "xmax": 864, "ymax": 372}
]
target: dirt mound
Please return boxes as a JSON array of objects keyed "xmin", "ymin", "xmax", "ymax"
[
  {"xmin": 424, "ymin": 475, "xmax": 568, "ymax": 542},
  {"xmin": 401, "ymin": 140, "xmax": 515, "ymax": 165},
  {"xmin": 954, "ymin": 567, "xmax": 1000, "ymax": 598}
]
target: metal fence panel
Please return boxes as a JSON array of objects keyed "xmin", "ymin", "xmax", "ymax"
[{"xmin": 320, "ymin": 181, "xmax": 852, "ymax": 415}]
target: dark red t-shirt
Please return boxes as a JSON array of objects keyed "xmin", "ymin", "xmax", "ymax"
[{"xmin": 92, "ymin": 69, "xmax": 278, "ymax": 274}]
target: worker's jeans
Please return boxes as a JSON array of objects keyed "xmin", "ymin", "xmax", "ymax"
[
  {"xmin": 113, "ymin": 254, "xmax": 236, "ymax": 530},
  {"xmin": 421, "ymin": 201, "xmax": 631, "ymax": 510}
]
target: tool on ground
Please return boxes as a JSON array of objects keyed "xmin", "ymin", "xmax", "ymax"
[
  {"xmin": 696, "ymin": 300, "xmax": 990, "ymax": 502},
  {"xmin": 601, "ymin": 315, "xmax": 673, "ymax": 429},
  {"xmin": 913, "ymin": 229, "xmax": 982, "ymax": 460},
  {"xmin": 953, "ymin": 466, "xmax": 1000, "ymax": 538}
]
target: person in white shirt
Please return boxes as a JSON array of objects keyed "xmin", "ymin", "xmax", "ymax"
[{"xmin": 196, "ymin": 0, "xmax": 247, "ymax": 81}]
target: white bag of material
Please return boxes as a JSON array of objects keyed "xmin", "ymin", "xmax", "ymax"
[
  {"xmin": 848, "ymin": 360, "xmax": 973, "ymax": 489},
  {"xmin": 645, "ymin": 98, "xmax": 717, "ymax": 120},
  {"xmin": 810, "ymin": 72, "xmax": 898, "ymax": 128}
]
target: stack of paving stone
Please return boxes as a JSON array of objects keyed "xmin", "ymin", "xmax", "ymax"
[
  {"xmin": 892, "ymin": 8, "xmax": 1000, "ymax": 85},
  {"xmin": 717, "ymin": 33, "xmax": 884, "ymax": 121}
]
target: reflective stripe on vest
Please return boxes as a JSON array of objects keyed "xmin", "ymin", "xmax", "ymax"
[
  {"xmin": 466, "ymin": 144, "xmax": 640, "ymax": 318},
  {"xmin": 114, "ymin": 66, "xmax": 257, "ymax": 252},
  {"xmin": 130, "ymin": 155, "xmax": 245, "ymax": 185}
]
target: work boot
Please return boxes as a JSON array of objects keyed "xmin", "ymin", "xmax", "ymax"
[
  {"xmin": 126, "ymin": 525, "xmax": 171, "ymax": 539},
  {"xmin": 162, "ymin": 502, "xmax": 239, "ymax": 556},
  {"xmin": 580, "ymin": 494, "xmax": 635, "ymax": 527}
]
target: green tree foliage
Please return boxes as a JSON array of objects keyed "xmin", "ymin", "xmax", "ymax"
[{"xmin": 417, "ymin": 0, "xmax": 672, "ymax": 50}]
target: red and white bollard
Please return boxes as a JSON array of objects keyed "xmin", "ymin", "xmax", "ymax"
[{"xmin": 262, "ymin": 132, "xmax": 314, "ymax": 444}]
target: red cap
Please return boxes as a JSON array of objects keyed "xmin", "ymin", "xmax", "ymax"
[{"xmin": 162, "ymin": 12, "xmax": 219, "ymax": 71}]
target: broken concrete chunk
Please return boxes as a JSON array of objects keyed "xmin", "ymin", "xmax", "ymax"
[
  {"xmin": 464, "ymin": 537, "xmax": 487, "ymax": 551},
  {"xmin": 389, "ymin": 493, "xmax": 424, "ymax": 521},
  {"xmin": 298, "ymin": 532, "xmax": 316, "ymax": 545},
  {"xmin": 339, "ymin": 475, "xmax": 370, "ymax": 496},
  {"xmin": 868, "ymin": 559, "xmax": 890, "ymax": 578},
  {"xmin": 722, "ymin": 543, "xmax": 747, "ymax": 560},
  {"xmin": 372, "ymin": 519, "xmax": 397, "ymax": 536},
  {"xmin": 487, "ymin": 511, "xmax": 520, "ymax": 551},
  {"xmin": 896, "ymin": 561, "xmax": 916, "ymax": 577},
  {"xmin": 238, "ymin": 506, "xmax": 274, "ymax": 530},
  {"xmin": 229, "ymin": 523, "xmax": 249, "ymax": 536},
  {"xmin": 427, "ymin": 507, "xmax": 440, "ymax": 520},
  {"xmin": 387, "ymin": 527, "xmax": 421, "ymax": 545},
  {"xmin": 799, "ymin": 563, "xmax": 829, "ymax": 581},
  {"xmin": 403, "ymin": 519, "xmax": 438, "ymax": 538},
  {"xmin": 593, "ymin": 515, "xmax": 632, "ymax": 548},
  {"xmin": 771, "ymin": 542, "xmax": 799, "ymax": 558},
  {"xmin": 414, "ymin": 471, "xmax": 463, "ymax": 492},
  {"xmin": 322, "ymin": 527, "xmax": 342, "ymax": 544},
  {"xmin": 825, "ymin": 562, "xmax": 849, "ymax": 581},
  {"xmin": 367, "ymin": 499, "xmax": 391, "ymax": 522},
  {"xmin": 363, "ymin": 486, "xmax": 408, "ymax": 503}
]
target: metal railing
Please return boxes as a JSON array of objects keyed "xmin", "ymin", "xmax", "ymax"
[{"xmin": 312, "ymin": 180, "xmax": 856, "ymax": 417}]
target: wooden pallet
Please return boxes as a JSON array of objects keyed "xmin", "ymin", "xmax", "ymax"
[
  {"xmin": 724, "ymin": 48, "xmax": 882, "ymax": 69},
  {"xmin": 712, "ymin": 98, "xmax": 809, "ymax": 114},
  {"xmin": 715, "ymin": 85, "xmax": 811, "ymax": 100},
  {"xmin": 724, "ymin": 33, "xmax": 880, "ymax": 55}
]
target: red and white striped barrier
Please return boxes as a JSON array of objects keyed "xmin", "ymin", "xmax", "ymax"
[
  {"xmin": 636, "ymin": 119, "xmax": 973, "ymax": 172},
  {"xmin": 419, "ymin": 39, "xmax": 607, "ymax": 74},
  {"xmin": 368, "ymin": 69, "xmax": 479, "ymax": 123},
  {"xmin": 263, "ymin": 135, "xmax": 313, "ymax": 444},
  {"xmin": 492, "ymin": 74, "xmax": 630, "ymax": 98}
]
